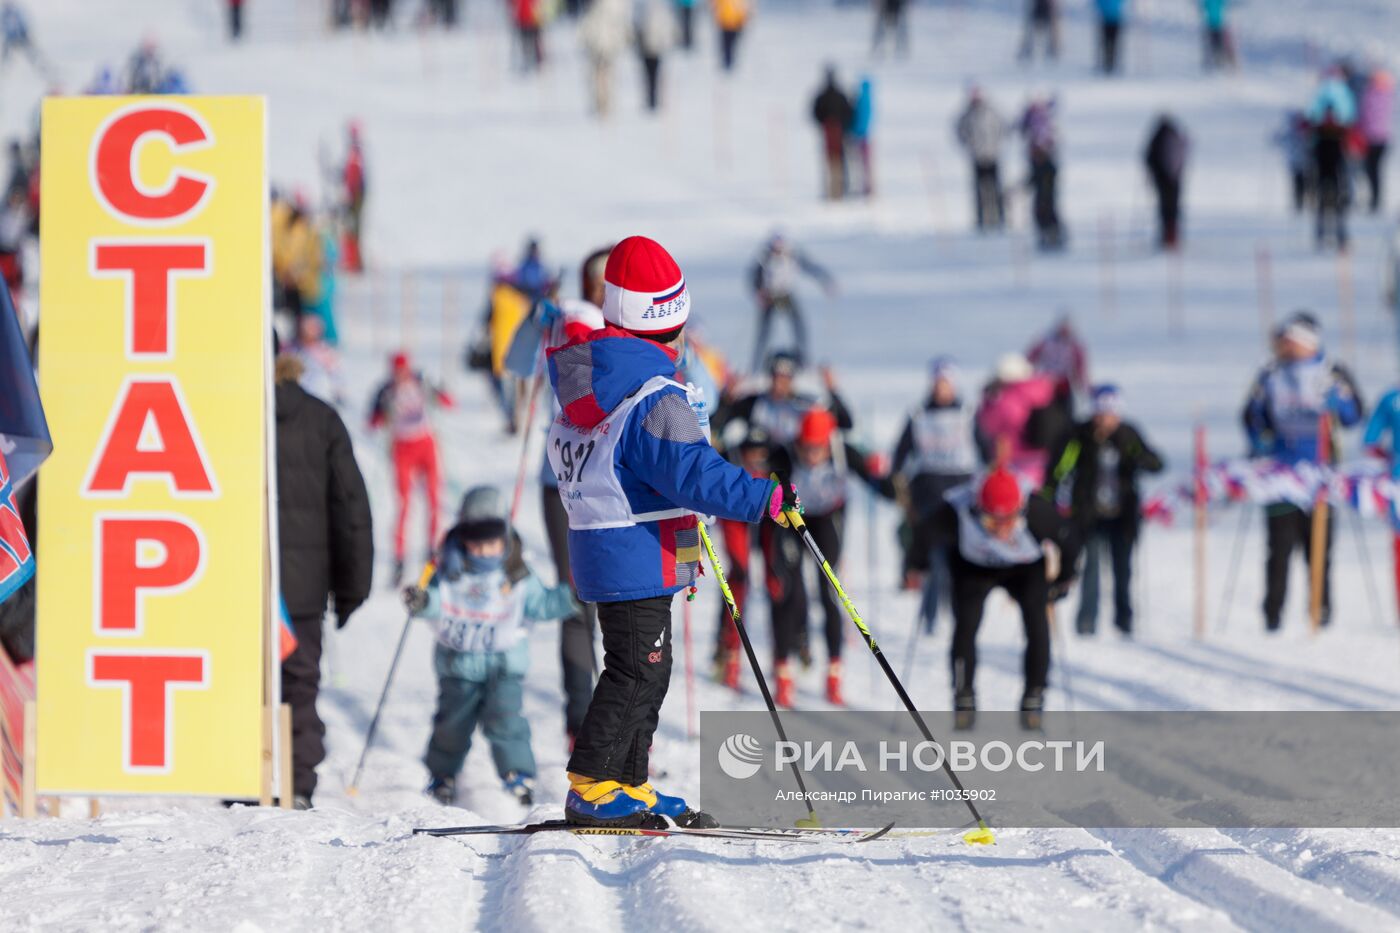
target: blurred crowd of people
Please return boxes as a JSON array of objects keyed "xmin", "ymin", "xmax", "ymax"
[{"xmin": 1274, "ymin": 61, "xmax": 1394, "ymax": 251}]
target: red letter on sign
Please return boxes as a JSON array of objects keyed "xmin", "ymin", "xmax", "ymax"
[
  {"xmin": 91, "ymin": 105, "xmax": 213, "ymax": 223},
  {"xmin": 85, "ymin": 379, "xmax": 217, "ymax": 497},
  {"xmin": 96, "ymin": 515, "xmax": 204, "ymax": 634},
  {"xmin": 92, "ymin": 241, "xmax": 209, "ymax": 357},
  {"xmin": 88, "ymin": 651, "xmax": 208, "ymax": 772}
]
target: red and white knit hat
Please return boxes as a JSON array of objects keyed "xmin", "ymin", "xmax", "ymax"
[{"xmin": 601, "ymin": 236, "xmax": 691, "ymax": 337}]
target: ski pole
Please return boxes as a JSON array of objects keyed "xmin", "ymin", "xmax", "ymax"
[
  {"xmin": 698, "ymin": 522, "xmax": 820, "ymax": 827},
  {"xmin": 781, "ymin": 507, "xmax": 996, "ymax": 845},
  {"xmin": 682, "ymin": 596, "xmax": 698, "ymax": 741},
  {"xmin": 346, "ymin": 562, "xmax": 436, "ymax": 797},
  {"xmin": 1046, "ymin": 601, "xmax": 1077, "ymax": 732},
  {"xmin": 1215, "ymin": 503, "xmax": 1251, "ymax": 632},
  {"xmin": 1346, "ymin": 507, "xmax": 1386, "ymax": 630},
  {"xmin": 509, "ymin": 367, "xmax": 546, "ymax": 526}
]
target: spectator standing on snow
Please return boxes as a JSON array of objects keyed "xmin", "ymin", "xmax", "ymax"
[
  {"xmin": 1043, "ymin": 385, "xmax": 1163, "ymax": 636},
  {"xmin": 675, "ymin": 0, "xmax": 697, "ymax": 49},
  {"xmin": 1312, "ymin": 100, "xmax": 1353, "ymax": 251},
  {"xmin": 848, "ymin": 76, "xmax": 875, "ymax": 198},
  {"xmin": 812, "ymin": 67, "xmax": 854, "ymax": 201},
  {"xmin": 515, "ymin": 0, "xmax": 545, "ymax": 72},
  {"xmin": 713, "ymin": 0, "xmax": 748, "ymax": 72},
  {"xmin": 538, "ymin": 251, "xmax": 609, "ymax": 743},
  {"xmin": 909, "ymin": 467, "xmax": 1079, "ymax": 731},
  {"xmin": 580, "ymin": 0, "xmax": 631, "ymax": 117},
  {"xmin": 403, "ymin": 486, "xmax": 578, "ymax": 808},
  {"xmin": 894, "ymin": 357, "xmax": 978, "ymax": 634},
  {"xmin": 369, "ymin": 351, "xmax": 454, "ymax": 586},
  {"xmin": 1020, "ymin": 95, "xmax": 1065, "ymax": 250},
  {"xmin": 1242, "ymin": 312, "xmax": 1364, "ymax": 631},
  {"xmin": 1200, "ymin": 0, "xmax": 1235, "ymax": 71},
  {"xmin": 1359, "ymin": 69, "xmax": 1394, "ymax": 214},
  {"xmin": 870, "ymin": 0, "xmax": 908, "ymax": 58},
  {"xmin": 1095, "ymin": 0, "xmax": 1127, "ymax": 75},
  {"xmin": 1018, "ymin": 0, "xmax": 1059, "ymax": 63},
  {"xmin": 227, "ymin": 0, "xmax": 244, "ymax": 40},
  {"xmin": 955, "ymin": 86, "xmax": 1007, "ymax": 232},
  {"xmin": 1144, "ymin": 114, "xmax": 1189, "ymax": 250},
  {"xmin": 275, "ymin": 352, "xmax": 373, "ymax": 808},
  {"xmin": 637, "ymin": 0, "xmax": 678, "ymax": 113},
  {"xmin": 746, "ymin": 234, "xmax": 836, "ymax": 372}
]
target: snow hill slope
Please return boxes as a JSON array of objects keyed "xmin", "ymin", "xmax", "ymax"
[{"xmin": 4, "ymin": 0, "xmax": 1400, "ymax": 930}]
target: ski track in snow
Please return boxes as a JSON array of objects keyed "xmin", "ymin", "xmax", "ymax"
[{"xmin": 5, "ymin": 0, "xmax": 1400, "ymax": 929}]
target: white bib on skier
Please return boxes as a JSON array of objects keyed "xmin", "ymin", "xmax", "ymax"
[
  {"xmin": 547, "ymin": 375, "xmax": 702, "ymax": 530},
  {"xmin": 947, "ymin": 485, "xmax": 1043, "ymax": 568}
]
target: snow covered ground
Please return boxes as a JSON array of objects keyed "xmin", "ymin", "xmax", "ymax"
[{"xmin": 4, "ymin": 0, "xmax": 1400, "ymax": 929}]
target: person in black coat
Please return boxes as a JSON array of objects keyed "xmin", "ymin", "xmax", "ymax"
[
  {"xmin": 812, "ymin": 67, "xmax": 855, "ymax": 200},
  {"xmin": 1144, "ymin": 114, "xmax": 1189, "ymax": 249},
  {"xmin": 1042, "ymin": 384, "xmax": 1163, "ymax": 636},
  {"xmin": 275, "ymin": 353, "xmax": 373, "ymax": 807}
]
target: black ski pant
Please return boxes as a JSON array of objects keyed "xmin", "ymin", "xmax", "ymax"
[
  {"xmin": 567, "ymin": 594, "xmax": 674, "ymax": 785},
  {"xmin": 1099, "ymin": 20, "xmax": 1121, "ymax": 73},
  {"xmin": 1315, "ymin": 169, "xmax": 1349, "ymax": 249},
  {"xmin": 543, "ymin": 486, "xmax": 598, "ymax": 736},
  {"xmin": 642, "ymin": 55, "xmax": 661, "ymax": 111},
  {"xmin": 949, "ymin": 554, "xmax": 1050, "ymax": 700},
  {"xmin": 765, "ymin": 520, "xmax": 810, "ymax": 665},
  {"xmin": 1030, "ymin": 157, "xmax": 1063, "ymax": 248},
  {"xmin": 1076, "ymin": 516, "xmax": 1135, "ymax": 634},
  {"xmin": 1154, "ymin": 177, "xmax": 1181, "ymax": 247},
  {"xmin": 751, "ymin": 293, "xmax": 807, "ymax": 372},
  {"xmin": 719, "ymin": 27, "xmax": 741, "ymax": 71},
  {"xmin": 281, "ymin": 613, "xmax": 326, "ymax": 799},
  {"xmin": 972, "ymin": 160, "xmax": 1003, "ymax": 230},
  {"xmin": 1263, "ymin": 504, "xmax": 1332, "ymax": 630},
  {"xmin": 678, "ymin": 3, "xmax": 694, "ymax": 48},
  {"xmin": 1364, "ymin": 143, "xmax": 1387, "ymax": 213},
  {"xmin": 228, "ymin": 1, "xmax": 243, "ymax": 39},
  {"xmin": 802, "ymin": 510, "xmax": 846, "ymax": 662}
]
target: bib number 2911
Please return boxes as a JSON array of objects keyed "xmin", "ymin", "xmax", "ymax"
[{"xmin": 554, "ymin": 438, "xmax": 596, "ymax": 484}]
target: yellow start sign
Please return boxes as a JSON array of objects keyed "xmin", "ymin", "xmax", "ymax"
[{"xmin": 36, "ymin": 97, "xmax": 270, "ymax": 797}]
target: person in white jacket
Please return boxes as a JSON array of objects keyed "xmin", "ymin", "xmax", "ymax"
[
  {"xmin": 636, "ymin": 0, "xmax": 678, "ymax": 112},
  {"xmin": 579, "ymin": 0, "xmax": 633, "ymax": 117}
]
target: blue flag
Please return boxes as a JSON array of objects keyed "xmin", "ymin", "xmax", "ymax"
[{"xmin": 0, "ymin": 286, "xmax": 50, "ymax": 606}]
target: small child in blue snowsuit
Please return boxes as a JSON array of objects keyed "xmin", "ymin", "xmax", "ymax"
[{"xmin": 405, "ymin": 486, "xmax": 577, "ymax": 806}]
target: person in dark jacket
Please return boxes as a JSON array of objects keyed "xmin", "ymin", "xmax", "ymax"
[
  {"xmin": 812, "ymin": 67, "xmax": 855, "ymax": 201},
  {"xmin": 714, "ymin": 350, "xmax": 853, "ymax": 449},
  {"xmin": 276, "ymin": 353, "xmax": 374, "ymax": 807},
  {"xmin": 1144, "ymin": 114, "xmax": 1189, "ymax": 250},
  {"xmin": 1241, "ymin": 313, "xmax": 1363, "ymax": 630},
  {"xmin": 907, "ymin": 466, "xmax": 1079, "ymax": 730},
  {"xmin": 1043, "ymin": 384, "xmax": 1163, "ymax": 636},
  {"xmin": 1312, "ymin": 106, "xmax": 1351, "ymax": 251}
]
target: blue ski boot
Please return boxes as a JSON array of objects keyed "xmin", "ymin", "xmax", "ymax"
[
  {"xmin": 632, "ymin": 782, "xmax": 719, "ymax": 829},
  {"xmin": 565, "ymin": 773, "xmax": 667, "ymax": 829}
]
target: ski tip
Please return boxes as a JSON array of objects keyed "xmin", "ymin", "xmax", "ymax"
[
  {"xmin": 962, "ymin": 821, "xmax": 996, "ymax": 846},
  {"xmin": 861, "ymin": 821, "xmax": 897, "ymax": 842}
]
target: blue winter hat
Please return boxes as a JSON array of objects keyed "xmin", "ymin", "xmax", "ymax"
[
  {"xmin": 1091, "ymin": 383, "xmax": 1123, "ymax": 415},
  {"xmin": 929, "ymin": 355, "xmax": 959, "ymax": 384}
]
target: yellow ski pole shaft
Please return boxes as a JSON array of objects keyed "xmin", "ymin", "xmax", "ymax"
[
  {"xmin": 781, "ymin": 508, "xmax": 995, "ymax": 844},
  {"xmin": 698, "ymin": 522, "xmax": 819, "ymax": 827},
  {"xmin": 347, "ymin": 562, "xmax": 436, "ymax": 796}
]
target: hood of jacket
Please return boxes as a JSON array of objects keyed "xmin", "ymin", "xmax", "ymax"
[{"xmin": 547, "ymin": 326, "xmax": 680, "ymax": 429}]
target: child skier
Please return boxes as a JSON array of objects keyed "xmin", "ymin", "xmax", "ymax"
[
  {"xmin": 546, "ymin": 235, "xmax": 796, "ymax": 829},
  {"xmin": 907, "ymin": 466, "xmax": 1078, "ymax": 730},
  {"xmin": 404, "ymin": 486, "xmax": 578, "ymax": 806},
  {"xmin": 368, "ymin": 350, "xmax": 453, "ymax": 585}
]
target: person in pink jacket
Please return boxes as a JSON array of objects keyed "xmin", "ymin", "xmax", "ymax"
[
  {"xmin": 1359, "ymin": 69, "xmax": 1394, "ymax": 213},
  {"xmin": 974, "ymin": 353, "xmax": 1059, "ymax": 486}
]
